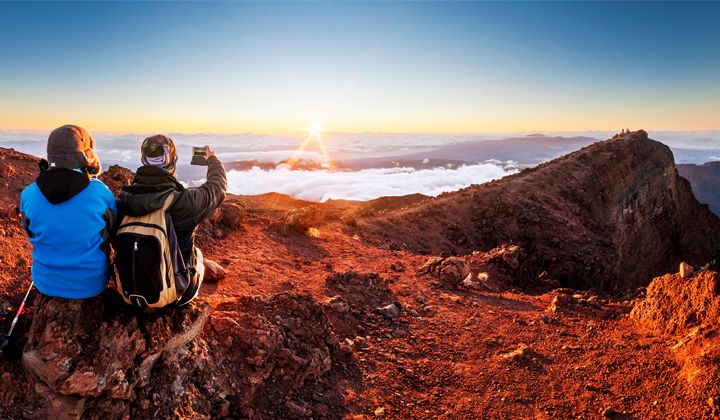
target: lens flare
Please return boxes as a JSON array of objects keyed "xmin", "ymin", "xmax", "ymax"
[{"xmin": 287, "ymin": 122, "xmax": 335, "ymax": 171}]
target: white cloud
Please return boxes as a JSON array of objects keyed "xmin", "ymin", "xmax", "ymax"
[
  {"xmin": 219, "ymin": 150, "xmax": 324, "ymax": 164},
  {"xmin": 220, "ymin": 163, "xmax": 516, "ymax": 202}
]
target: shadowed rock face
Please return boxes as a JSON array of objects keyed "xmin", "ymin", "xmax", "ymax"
[
  {"xmin": 362, "ymin": 131, "xmax": 720, "ymax": 290},
  {"xmin": 677, "ymin": 161, "xmax": 720, "ymax": 216}
]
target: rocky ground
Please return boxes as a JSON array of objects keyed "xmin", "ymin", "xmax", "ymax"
[{"xmin": 0, "ymin": 131, "xmax": 719, "ymax": 419}]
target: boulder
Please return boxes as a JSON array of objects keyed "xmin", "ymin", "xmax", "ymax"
[
  {"xmin": 272, "ymin": 206, "xmax": 325, "ymax": 234},
  {"xmin": 20, "ymin": 290, "xmax": 339, "ymax": 419},
  {"xmin": 632, "ymin": 271, "xmax": 720, "ymax": 397},
  {"xmin": 631, "ymin": 271, "xmax": 720, "ymax": 336},
  {"xmin": 418, "ymin": 244, "xmax": 537, "ymax": 292},
  {"xmin": 23, "ymin": 293, "xmax": 211, "ymax": 419},
  {"xmin": 210, "ymin": 198, "xmax": 246, "ymax": 231},
  {"xmin": 98, "ymin": 165, "xmax": 134, "ymax": 195}
]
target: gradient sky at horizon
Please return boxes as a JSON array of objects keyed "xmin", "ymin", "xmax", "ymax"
[{"xmin": 0, "ymin": 1, "xmax": 718, "ymax": 134}]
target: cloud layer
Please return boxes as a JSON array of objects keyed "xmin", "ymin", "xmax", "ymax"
[{"xmin": 223, "ymin": 163, "xmax": 516, "ymax": 202}]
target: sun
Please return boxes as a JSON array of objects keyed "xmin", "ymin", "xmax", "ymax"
[
  {"xmin": 308, "ymin": 122, "xmax": 324, "ymax": 137},
  {"xmin": 287, "ymin": 121, "xmax": 335, "ymax": 171}
]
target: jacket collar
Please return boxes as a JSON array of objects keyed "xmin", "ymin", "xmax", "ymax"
[
  {"xmin": 35, "ymin": 160, "xmax": 90, "ymax": 204},
  {"xmin": 118, "ymin": 165, "xmax": 184, "ymax": 217}
]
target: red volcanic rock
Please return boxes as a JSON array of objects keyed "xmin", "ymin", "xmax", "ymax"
[
  {"xmin": 203, "ymin": 258, "xmax": 226, "ymax": 282},
  {"xmin": 98, "ymin": 165, "xmax": 134, "ymax": 196},
  {"xmin": 632, "ymin": 271, "xmax": 720, "ymax": 398},
  {"xmin": 418, "ymin": 244, "xmax": 550, "ymax": 292},
  {"xmin": 632, "ymin": 271, "xmax": 720, "ymax": 336},
  {"xmin": 18, "ymin": 291, "xmax": 337, "ymax": 418},
  {"xmin": 22, "ymin": 294, "xmax": 210, "ymax": 418},
  {"xmin": 363, "ymin": 131, "xmax": 720, "ymax": 291},
  {"xmin": 209, "ymin": 197, "xmax": 246, "ymax": 232},
  {"xmin": 0, "ymin": 148, "xmax": 40, "ymax": 212},
  {"xmin": 272, "ymin": 205, "xmax": 326, "ymax": 234},
  {"xmin": 0, "ymin": 163, "xmax": 16, "ymax": 178}
]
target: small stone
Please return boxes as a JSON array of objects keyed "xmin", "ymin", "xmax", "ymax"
[
  {"xmin": 314, "ymin": 403, "xmax": 330, "ymax": 416},
  {"xmin": 203, "ymin": 259, "xmax": 226, "ymax": 282},
  {"xmin": 353, "ymin": 336, "xmax": 367, "ymax": 349},
  {"xmin": 502, "ymin": 344, "xmax": 531, "ymax": 360},
  {"xmin": 378, "ymin": 303, "xmax": 399, "ymax": 320},
  {"xmin": 329, "ymin": 297, "xmax": 349, "ymax": 313},
  {"xmin": 679, "ymin": 262, "xmax": 694, "ymax": 278},
  {"xmin": 286, "ymin": 400, "xmax": 310, "ymax": 417},
  {"xmin": 547, "ymin": 294, "xmax": 574, "ymax": 314},
  {"xmin": 339, "ymin": 339, "xmax": 355, "ymax": 355},
  {"xmin": 374, "ymin": 407, "xmax": 385, "ymax": 417},
  {"xmin": 0, "ymin": 164, "xmax": 16, "ymax": 178},
  {"xmin": 602, "ymin": 407, "xmax": 619, "ymax": 418}
]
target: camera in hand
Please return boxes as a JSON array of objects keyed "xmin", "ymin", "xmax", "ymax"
[{"xmin": 191, "ymin": 147, "xmax": 208, "ymax": 166}]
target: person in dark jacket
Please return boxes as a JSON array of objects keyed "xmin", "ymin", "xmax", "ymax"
[
  {"xmin": 116, "ymin": 134, "xmax": 226, "ymax": 305},
  {"xmin": 20, "ymin": 125, "xmax": 116, "ymax": 298}
]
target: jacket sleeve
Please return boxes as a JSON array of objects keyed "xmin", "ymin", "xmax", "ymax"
[
  {"xmin": 19, "ymin": 190, "xmax": 33, "ymax": 238},
  {"xmin": 100, "ymin": 184, "xmax": 118, "ymax": 257},
  {"xmin": 182, "ymin": 155, "xmax": 227, "ymax": 225}
]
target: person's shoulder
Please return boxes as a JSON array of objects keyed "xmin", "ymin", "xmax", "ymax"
[
  {"xmin": 20, "ymin": 182, "xmax": 39, "ymax": 200},
  {"xmin": 88, "ymin": 179, "xmax": 115, "ymax": 199},
  {"xmin": 89, "ymin": 178, "xmax": 111, "ymax": 191}
]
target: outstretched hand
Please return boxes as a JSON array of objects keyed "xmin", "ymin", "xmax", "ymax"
[{"xmin": 204, "ymin": 145, "xmax": 216, "ymax": 161}]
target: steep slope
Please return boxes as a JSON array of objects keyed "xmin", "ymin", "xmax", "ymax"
[
  {"xmin": 677, "ymin": 161, "xmax": 720, "ymax": 216},
  {"xmin": 359, "ymin": 130, "xmax": 720, "ymax": 290}
]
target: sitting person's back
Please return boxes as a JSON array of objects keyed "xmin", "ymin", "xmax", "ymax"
[
  {"xmin": 116, "ymin": 135, "xmax": 226, "ymax": 306},
  {"xmin": 20, "ymin": 125, "xmax": 116, "ymax": 298}
]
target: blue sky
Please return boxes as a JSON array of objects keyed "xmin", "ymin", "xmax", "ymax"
[{"xmin": 0, "ymin": 1, "xmax": 718, "ymax": 133}]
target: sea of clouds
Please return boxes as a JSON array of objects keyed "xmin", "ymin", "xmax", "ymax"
[
  {"xmin": 3, "ymin": 129, "xmax": 720, "ymax": 202},
  {"xmin": 220, "ymin": 162, "xmax": 515, "ymax": 202}
]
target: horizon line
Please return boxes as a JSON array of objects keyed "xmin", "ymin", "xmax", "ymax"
[{"xmin": 1, "ymin": 127, "xmax": 720, "ymax": 138}]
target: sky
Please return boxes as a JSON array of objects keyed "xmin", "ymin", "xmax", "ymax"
[{"xmin": 0, "ymin": 1, "xmax": 718, "ymax": 134}]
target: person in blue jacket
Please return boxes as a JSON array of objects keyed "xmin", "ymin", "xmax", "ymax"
[{"xmin": 20, "ymin": 125, "xmax": 116, "ymax": 299}]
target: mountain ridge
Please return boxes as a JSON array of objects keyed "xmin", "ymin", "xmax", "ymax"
[{"xmin": 359, "ymin": 130, "xmax": 720, "ymax": 290}]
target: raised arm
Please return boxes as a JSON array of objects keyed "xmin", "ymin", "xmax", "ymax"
[{"xmin": 183, "ymin": 146, "xmax": 227, "ymax": 224}]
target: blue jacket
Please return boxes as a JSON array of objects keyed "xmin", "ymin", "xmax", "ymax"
[{"xmin": 20, "ymin": 167, "xmax": 116, "ymax": 298}]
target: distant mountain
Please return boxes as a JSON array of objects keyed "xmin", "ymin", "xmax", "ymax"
[
  {"xmin": 671, "ymin": 148, "xmax": 720, "ymax": 164},
  {"xmin": 198, "ymin": 135, "xmax": 600, "ymax": 175},
  {"xmin": 339, "ymin": 134, "xmax": 599, "ymax": 169},
  {"xmin": 677, "ymin": 161, "xmax": 720, "ymax": 215}
]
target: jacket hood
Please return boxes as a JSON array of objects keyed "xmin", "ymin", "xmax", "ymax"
[
  {"xmin": 36, "ymin": 164, "xmax": 90, "ymax": 204},
  {"xmin": 118, "ymin": 165, "xmax": 184, "ymax": 216}
]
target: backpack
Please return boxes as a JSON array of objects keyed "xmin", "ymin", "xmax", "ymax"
[{"xmin": 113, "ymin": 194, "xmax": 191, "ymax": 308}]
